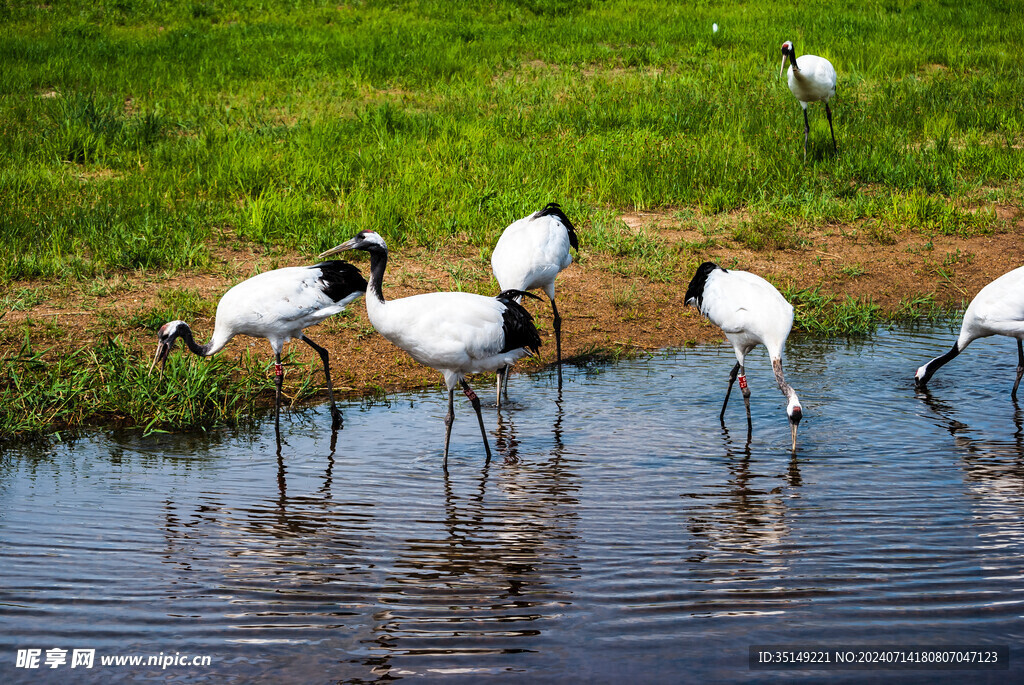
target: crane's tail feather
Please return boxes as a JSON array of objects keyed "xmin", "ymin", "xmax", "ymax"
[
  {"xmin": 536, "ymin": 202, "xmax": 579, "ymax": 251},
  {"xmin": 497, "ymin": 292, "xmax": 542, "ymax": 356}
]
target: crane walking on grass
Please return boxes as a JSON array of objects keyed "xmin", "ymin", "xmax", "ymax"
[
  {"xmin": 915, "ymin": 265, "xmax": 1024, "ymax": 398},
  {"xmin": 319, "ymin": 231, "xmax": 542, "ymax": 466},
  {"xmin": 780, "ymin": 40, "xmax": 837, "ymax": 161},
  {"xmin": 685, "ymin": 261, "xmax": 803, "ymax": 451},
  {"xmin": 491, "ymin": 202, "xmax": 578, "ymax": 402},
  {"xmin": 151, "ymin": 261, "xmax": 367, "ymax": 431}
]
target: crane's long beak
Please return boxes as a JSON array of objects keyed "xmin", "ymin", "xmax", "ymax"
[
  {"xmin": 149, "ymin": 341, "xmax": 169, "ymax": 376},
  {"xmin": 790, "ymin": 420, "xmax": 798, "ymax": 452},
  {"xmin": 780, "ymin": 56, "xmax": 787, "ymax": 78},
  {"xmin": 318, "ymin": 237, "xmax": 360, "ymax": 260}
]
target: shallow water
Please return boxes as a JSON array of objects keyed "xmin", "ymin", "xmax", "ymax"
[{"xmin": 2, "ymin": 324, "xmax": 1023, "ymax": 683}]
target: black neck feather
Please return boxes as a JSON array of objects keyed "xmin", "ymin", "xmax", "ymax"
[
  {"xmin": 366, "ymin": 246, "xmax": 388, "ymax": 303},
  {"xmin": 786, "ymin": 45, "xmax": 800, "ymax": 71},
  {"xmin": 685, "ymin": 261, "xmax": 722, "ymax": 309},
  {"xmin": 918, "ymin": 342, "xmax": 961, "ymax": 387},
  {"xmin": 177, "ymin": 323, "xmax": 214, "ymax": 357}
]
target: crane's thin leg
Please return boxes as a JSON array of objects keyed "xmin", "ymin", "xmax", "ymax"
[
  {"xmin": 496, "ymin": 365, "xmax": 508, "ymax": 408},
  {"xmin": 551, "ymin": 297, "xmax": 563, "ymax": 389},
  {"xmin": 274, "ymin": 353, "xmax": 284, "ymax": 432},
  {"xmin": 802, "ymin": 108, "xmax": 810, "ymax": 162},
  {"xmin": 462, "ymin": 380, "xmax": 492, "ymax": 462},
  {"xmin": 1013, "ymin": 339, "xmax": 1024, "ymax": 400},
  {"xmin": 443, "ymin": 389, "xmax": 455, "ymax": 468},
  {"xmin": 825, "ymin": 102, "xmax": 837, "ymax": 153},
  {"xmin": 302, "ymin": 334, "xmax": 342, "ymax": 429},
  {"xmin": 721, "ymin": 362, "xmax": 741, "ymax": 423},
  {"xmin": 739, "ymin": 365, "xmax": 753, "ymax": 435}
]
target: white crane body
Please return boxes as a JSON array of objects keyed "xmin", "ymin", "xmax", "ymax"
[
  {"xmin": 319, "ymin": 231, "xmax": 541, "ymax": 465},
  {"xmin": 780, "ymin": 40, "xmax": 837, "ymax": 160},
  {"xmin": 153, "ymin": 261, "xmax": 366, "ymax": 430},
  {"xmin": 491, "ymin": 202, "xmax": 578, "ymax": 397},
  {"xmin": 686, "ymin": 262, "xmax": 802, "ymax": 450},
  {"xmin": 916, "ymin": 266, "xmax": 1024, "ymax": 395}
]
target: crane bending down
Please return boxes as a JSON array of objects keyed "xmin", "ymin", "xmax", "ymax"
[
  {"xmin": 152, "ymin": 261, "xmax": 367, "ymax": 430},
  {"xmin": 319, "ymin": 231, "xmax": 542, "ymax": 465},
  {"xmin": 915, "ymin": 265, "xmax": 1024, "ymax": 398},
  {"xmin": 685, "ymin": 262, "xmax": 803, "ymax": 451},
  {"xmin": 780, "ymin": 40, "xmax": 837, "ymax": 161},
  {"xmin": 491, "ymin": 202, "xmax": 578, "ymax": 401}
]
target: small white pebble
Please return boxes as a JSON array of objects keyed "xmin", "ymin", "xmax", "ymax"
[{"xmin": 712, "ymin": 23, "xmax": 719, "ymax": 33}]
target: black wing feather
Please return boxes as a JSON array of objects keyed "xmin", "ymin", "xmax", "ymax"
[
  {"xmin": 312, "ymin": 260, "xmax": 368, "ymax": 302},
  {"xmin": 496, "ymin": 290, "xmax": 542, "ymax": 355}
]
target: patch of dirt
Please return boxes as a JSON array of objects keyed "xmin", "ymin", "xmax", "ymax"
[{"xmin": 4, "ymin": 209, "xmax": 1023, "ymax": 405}]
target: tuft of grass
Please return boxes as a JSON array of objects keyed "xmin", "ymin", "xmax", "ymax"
[
  {"xmin": 587, "ymin": 213, "xmax": 678, "ymax": 281},
  {"xmin": 1, "ymin": 331, "xmax": 354, "ymax": 440},
  {"xmin": 784, "ymin": 287, "xmax": 963, "ymax": 337},
  {"xmin": 0, "ymin": 337, "xmax": 272, "ymax": 440},
  {"xmin": 889, "ymin": 293, "xmax": 954, "ymax": 322},
  {"xmin": 733, "ymin": 217, "xmax": 808, "ymax": 251},
  {"xmin": 1, "ymin": 288, "xmax": 45, "ymax": 313},
  {"xmin": 610, "ymin": 283, "xmax": 639, "ymax": 310},
  {"xmin": 784, "ymin": 286, "xmax": 880, "ymax": 336},
  {"xmin": 100, "ymin": 287, "xmax": 215, "ymax": 332}
]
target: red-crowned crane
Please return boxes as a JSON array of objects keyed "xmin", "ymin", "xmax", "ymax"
[
  {"xmin": 490, "ymin": 202, "xmax": 578, "ymax": 402},
  {"xmin": 152, "ymin": 260, "xmax": 367, "ymax": 430},
  {"xmin": 685, "ymin": 261, "xmax": 803, "ymax": 451},
  {"xmin": 319, "ymin": 231, "xmax": 541, "ymax": 467},
  {"xmin": 915, "ymin": 265, "xmax": 1024, "ymax": 397},
  {"xmin": 780, "ymin": 40, "xmax": 837, "ymax": 161}
]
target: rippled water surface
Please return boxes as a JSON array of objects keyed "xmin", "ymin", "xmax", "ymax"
[{"xmin": 3, "ymin": 325, "xmax": 1024, "ymax": 682}]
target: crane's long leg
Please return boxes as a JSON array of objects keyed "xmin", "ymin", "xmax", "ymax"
[
  {"xmin": 462, "ymin": 380, "xmax": 492, "ymax": 462},
  {"xmin": 496, "ymin": 365, "xmax": 508, "ymax": 408},
  {"xmin": 302, "ymin": 334, "xmax": 342, "ymax": 429},
  {"xmin": 825, "ymin": 102, "xmax": 837, "ymax": 153},
  {"xmin": 274, "ymin": 353, "xmax": 284, "ymax": 432},
  {"xmin": 443, "ymin": 389, "xmax": 455, "ymax": 467},
  {"xmin": 802, "ymin": 107, "xmax": 810, "ymax": 162},
  {"xmin": 720, "ymin": 362, "xmax": 741, "ymax": 422},
  {"xmin": 551, "ymin": 297, "xmax": 563, "ymax": 389},
  {"xmin": 739, "ymin": 366, "xmax": 753, "ymax": 435},
  {"xmin": 1014, "ymin": 339, "xmax": 1024, "ymax": 400}
]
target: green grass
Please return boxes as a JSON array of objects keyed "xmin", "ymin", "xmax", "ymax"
[
  {"xmin": 1, "ymin": 0, "xmax": 1021, "ymax": 282},
  {"xmin": 1, "ymin": 1, "xmax": 1022, "ymax": 437},
  {"xmin": 784, "ymin": 286, "xmax": 959, "ymax": 336},
  {"xmin": 0, "ymin": 335, "xmax": 330, "ymax": 440}
]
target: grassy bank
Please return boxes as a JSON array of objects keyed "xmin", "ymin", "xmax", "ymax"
[
  {"xmin": 2, "ymin": 0, "xmax": 1021, "ymax": 281},
  {"xmin": 0, "ymin": 299, "xmax": 957, "ymax": 441},
  {"xmin": 2, "ymin": 0, "xmax": 1022, "ymax": 439},
  {"xmin": 0, "ymin": 335, "xmax": 346, "ymax": 440}
]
